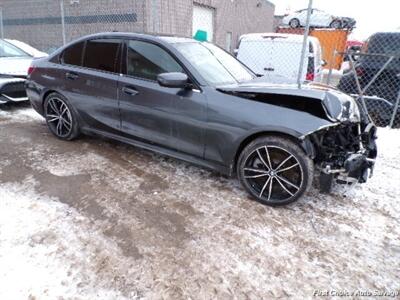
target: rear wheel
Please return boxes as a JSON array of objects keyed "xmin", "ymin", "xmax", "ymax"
[
  {"xmin": 44, "ymin": 93, "xmax": 79, "ymax": 140},
  {"xmin": 237, "ymin": 136, "xmax": 314, "ymax": 206},
  {"xmin": 289, "ymin": 18, "xmax": 300, "ymax": 28}
]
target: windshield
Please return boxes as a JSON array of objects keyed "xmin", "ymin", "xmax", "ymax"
[
  {"xmin": 173, "ymin": 42, "xmax": 254, "ymax": 86},
  {"xmin": 0, "ymin": 39, "xmax": 31, "ymax": 58}
]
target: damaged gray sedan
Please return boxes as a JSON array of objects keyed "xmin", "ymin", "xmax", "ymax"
[{"xmin": 26, "ymin": 33, "xmax": 377, "ymax": 206}]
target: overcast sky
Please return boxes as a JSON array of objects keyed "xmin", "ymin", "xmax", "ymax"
[{"xmin": 271, "ymin": 0, "xmax": 399, "ymax": 40}]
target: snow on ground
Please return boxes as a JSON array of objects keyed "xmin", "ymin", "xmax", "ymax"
[
  {"xmin": 0, "ymin": 181, "xmax": 136, "ymax": 300},
  {"xmin": 0, "ymin": 104, "xmax": 43, "ymax": 123},
  {"xmin": 0, "ymin": 105, "xmax": 399, "ymax": 299}
]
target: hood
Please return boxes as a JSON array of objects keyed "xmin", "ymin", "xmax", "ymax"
[
  {"xmin": 0, "ymin": 57, "xmax": 33, "ymax": 77},
  {"xmin": 217, "ymin": 78, "xmax": 360, "ymax": 123}
]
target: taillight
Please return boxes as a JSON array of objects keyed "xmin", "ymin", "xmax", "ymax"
[
  {"xmin": 27, "ymin": 66, "xmax": 36, "ymax": 76},
  {"xmin": 306, "ymin": 72, "xmax": 315, "ymax": 81}
]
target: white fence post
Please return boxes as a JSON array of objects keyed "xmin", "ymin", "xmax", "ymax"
[
  {"xmin": 297, "ymin": 0, "xmax": 313, "ymax": 88},
  {"xmin": 0, "ymin": 7, "xmax": 4, "ymax": 39},
  {"xmin": 60, "ymin": 0, "xmax": 66, "ymax": 45},
  {"xmin": 390, "ymin": 89, "xmax": 400, "ymax": 128}
]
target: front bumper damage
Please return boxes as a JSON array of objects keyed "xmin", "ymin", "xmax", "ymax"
[{"xmin": 307, "ymin": 121, "xmax": 377, "ymax": 192}]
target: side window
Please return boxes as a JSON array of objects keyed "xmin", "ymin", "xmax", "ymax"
[
  {"xmin": 83, "ymin": 39, "xmax": 121, "ymax": 73},
  {"xmin": 62, "ymin": 41, "xmax": 84, "ymax": 66},
  {"xmin": 125, "ymin": 40, "xmax": 183, "ymax": 81}
]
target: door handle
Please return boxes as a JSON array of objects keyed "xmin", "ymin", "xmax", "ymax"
[
  {"xmin": 264, "ymin": 67, "xmax": 275, "ymax": 72},
  {"xmin": 122, "ymin": 86, "xmax": 139, "ymax": 96},
  {"xmin": 66, "ymin": 72, "xmax": 79, "ymax": 80}
]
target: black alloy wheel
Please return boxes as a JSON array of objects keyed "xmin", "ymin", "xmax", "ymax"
[
  {"xmin": 289, "ymin": 18, "xmax": 300, "ymax": 28},
  {"xmin": 44, "ymin": 93, "xmax": 79, "ymax": 140},
  {"xmin": 238, "ymin": 136, "xmax": 314, "ymax": 206}
]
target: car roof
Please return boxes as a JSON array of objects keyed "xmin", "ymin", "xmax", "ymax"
[
  {"xmin": 239, "ymin": 33, "xmax": 318, "ymax": 44},
  {"xmin": 158, "ymin": 36, "xmax": 198, "ymax": 44},
  {"xmin": 73, "ymin": 32, "xmax": 198, "ymax": 45}
]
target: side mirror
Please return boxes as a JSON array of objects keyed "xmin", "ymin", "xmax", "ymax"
[
  {"xmin": 157, "ymin": 72, "xmax": 189, "ymax": 88},
  {"xmin": 321, "ymin": 59, "xmax": 327, "ymax": 67}
]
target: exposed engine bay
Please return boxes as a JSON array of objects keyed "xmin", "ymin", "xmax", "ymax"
[{"xmin": 308, "ymin": 119, "xmax": 377, "ymax": 192}]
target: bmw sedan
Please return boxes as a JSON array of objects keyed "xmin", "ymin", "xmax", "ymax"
[{"xmin": 26, "ymin": 33, "xmax": 377, "ymax": 206}]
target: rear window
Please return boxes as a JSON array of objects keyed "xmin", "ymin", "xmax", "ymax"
[
  {"xmin": 83, "ymin": 39, "xmax": 121, "ymax": 73},
  {"xmin": 62, "ymin": 42, "xmax": 84, "ymax": 66}
]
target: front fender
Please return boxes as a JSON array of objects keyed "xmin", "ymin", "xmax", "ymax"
[
  {"xmin": 204, "ymin": 94, "xmax": 337, "ymax": 175},
  {"xmin": 228, "ymin": 119, "xmax": 334, "ymax": 172}
]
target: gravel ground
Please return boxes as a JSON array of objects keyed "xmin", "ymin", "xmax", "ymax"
[{"xmin": 0, "ymin": 103, "xmax": 399, "ymax": 299}]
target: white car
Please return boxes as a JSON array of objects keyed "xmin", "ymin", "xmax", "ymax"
[
  {"xmin": 0, "ymin": 39, "xmax": 47, "ymax": 78},
  {"xmin": 0, "ymin": 39, "xmax": 47, "ymax": 104},
  {"xmin": 282, "ymin": 9, "xmax": 356, "ymax": 29}
]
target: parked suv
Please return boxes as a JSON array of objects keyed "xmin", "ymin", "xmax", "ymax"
[{"xmin": 338, "ymin": 31, "xmax": 400, "ymax": 127}]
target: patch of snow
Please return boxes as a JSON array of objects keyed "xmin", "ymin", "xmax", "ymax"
[
  {"xmin": 1, "ymin": 107, "xmax": 399, "ymax": 298},
  {"xmin": 17, "ymin": 107, "xmax": 44, "ymax": 121},
  {"xmin": 32, "ymin": 152, "xmax": 111, "ymax": 177},
  {"xmin": 0, "ymin": 181, "xmax": 139, "ymax": 300},
  {"xmin": 0, "ymin": 106, "xmax": 44, "ymax": 123}
]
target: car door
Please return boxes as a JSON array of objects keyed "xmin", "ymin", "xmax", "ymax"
[
  {"xmin": 313, "ymin": 41, "xmax": 324, "ymax": 82},
  {"xmin": 59, "ymin": 38, "xmax": 122, "ymax": 133},
  {"xmin": 270, "ymin": 38, "xmax": 302, "ymax": 80},
  {"xmin": 118, "ymin": 39, "xmax": 206, "ymax": 158},
  {"xmin": 237, "ymin": 38, "xmax": 274, "ymax": 76}
]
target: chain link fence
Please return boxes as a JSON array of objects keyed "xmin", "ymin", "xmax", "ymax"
[
  {"xmin": 0, "ymin": 0, "xmax": 146, "ymax": 53},
  {"xmin": 0, "ymin": 0, "xmax": 399, "ymax": 127},
  {"xmin": 272, "ymin": 3, "xmax": 400, "ymax": 128}
]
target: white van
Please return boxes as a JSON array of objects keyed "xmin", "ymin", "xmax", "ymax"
[{"xmin": 236, "ymin": 33, "xmax": 324, "ymax": 83}]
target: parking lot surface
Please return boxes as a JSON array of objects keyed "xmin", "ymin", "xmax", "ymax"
[{"xmin": 1, "ymin": 104, "xmax": 399, "ymax": 299}]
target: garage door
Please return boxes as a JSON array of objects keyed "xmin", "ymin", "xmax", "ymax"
[{"xmin": 192, "ymin": 4, "xmax": 214, "ymax": 42}]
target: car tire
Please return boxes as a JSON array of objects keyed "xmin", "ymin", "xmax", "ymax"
[
  {"xmin": 289, "ymin": 18, "xmax": 300, "ymax": 28},
  {"xmin": 44, "ymin": 92, "xmax": 80, "ymax": 140},
  {"xmin": 237, "ymin": 136, "xmax": 314, "ymax": 206},
  {"xmin": 330, "ymin": 20, "xmax": 342, "ymax": 29}
]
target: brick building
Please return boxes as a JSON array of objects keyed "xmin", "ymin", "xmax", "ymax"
[{"xmin": 0, "ymin": 0, "xmax": 275, "ymax": 53}]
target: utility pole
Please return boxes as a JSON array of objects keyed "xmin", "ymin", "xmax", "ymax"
[{"xmin": 297, "ymin": 0, "xmax": 313, "ymax": 88}]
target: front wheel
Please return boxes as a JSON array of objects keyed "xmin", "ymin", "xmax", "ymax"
[
  {"xmin": 237, "ymin": 136, "xmax": 314, "ymax": 206},
  {"xmin": 44, "ymin": 92, "xmax": 80, "ymax": 140}
]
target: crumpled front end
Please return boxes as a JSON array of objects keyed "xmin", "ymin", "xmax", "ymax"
[
  {"xmin": 306, "ymin": 95, "xmax": 377, "ymax": 191},
  {"xmin": 300, "ymin": 87, "xmax": 378, "ymax": 191},
  {"xmin": 217, "ymin": 81, "xmax": 378, "ymax": 189},
  {"xmin": 322, "ymin": 89, "xmax": 362, "ymax": 123}
]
